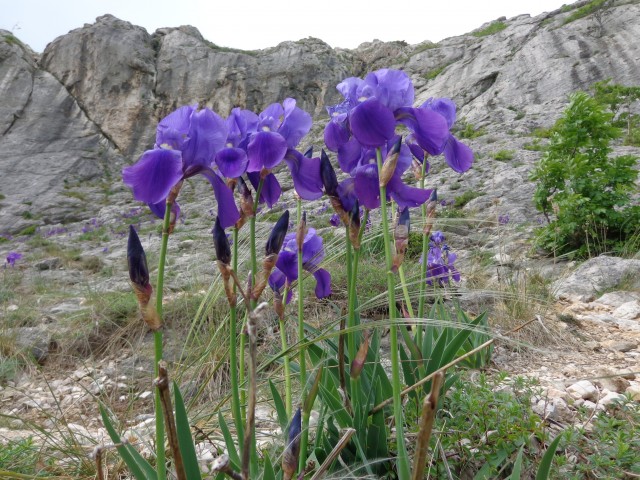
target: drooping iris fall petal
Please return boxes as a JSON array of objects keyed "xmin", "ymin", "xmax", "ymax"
[
  {"xmin": 122, "ymin": 148, "xmax": 183, "ymax": 205},
  {"xmin": 247, "ymin": 131, "xmax": 288, "ymax": 171},
  {"xmin": 313, "ymin": 269, "xmax": 332, "ymax": 298},
  {"xmin": 198, "ymin": 168, "xmax": 241, "ymax": 229},
  {"xmin": 324, "ymin": 120, "xmax": 350, "ymax": 152},
  {"xmin": 284, "ymin": 150, "xmax": 324, "ymax": 200},
  {"xmin": 395, "ymin": 107, "xmax": 449, "ymax": 155},
  {"xmin": 247, "ymin": 171, "xmax": 282, "ymax": 208},
  {"xmin": 349, "ymin": 99, "xmax": 396, "ymax": 148},
  {"xmin": 443, "ymin": 136, "xmax": 474, "ymax": 173},
  {"xmin": 215, "ymin": 147, "xmax": 248, "ymax": 178},
  {"xmin": 354, "ymin": 163, "xmax": 382, "ymax": 209}
]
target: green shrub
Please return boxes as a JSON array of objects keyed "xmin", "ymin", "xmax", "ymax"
[
  {"xmin": 472, "ymin": 21, "xmax": 508, "ymax": 37},
  {"xmin": 454, "ymin": 190, "xmax": 484, "ymax": 208},
  {"xmin": 423, "ymin": 65, "xmax": 446, "ymax": 80},
  {"xmin": 563, "ymin": 0, "xmax": 609, "ymax": 24},
  {"xmin": 456, "ymin": 121, "xmax": 487, "ymax": 139},
  {"xmin": 531, "ymin": 91, "xmax": 640, "ymax": 257}
]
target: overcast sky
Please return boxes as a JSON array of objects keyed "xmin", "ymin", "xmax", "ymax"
[{"xmin": 2, "ymin": 0, "xmax": 571, "ymax": 53}]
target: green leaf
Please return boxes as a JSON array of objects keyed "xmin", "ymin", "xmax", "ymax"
[
  {"xmin": 263, "ymin": 454, "xmax": 276, "ymax": 480},
  {"xmin": 217, "ymin": 412, "xmax": 241, "ymax": 468},
  {"xmin": 507, "ymin": 446, "xmax": 525, "ymax": 480},
  {"xmin": 173, "ymin": 383, "xmax": 202, "ymax": 480},
  {"xmin": 100, "ymin": 405, "xmax": 157, "ymax": 480},
  {"xmin": 269, "ymin": 380, "xmax": 289, "ymax": 432},
  {"xmin": 318, "ymin": 384, "xmax": 352, "ymax": 428},
  {"xmin": 535, "ymin": 433, "xmax": 563, "ymax": 480}
]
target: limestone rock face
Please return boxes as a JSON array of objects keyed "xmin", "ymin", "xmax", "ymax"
[
  {"xmin": 0, "ymin": 32, "xmax": 123, "ymax": 234},
  {"xmin": 40, "ymin": 15, "xmax": 158, "ymax": 157},
  {"xmin": 1, "ymin": 1, "xmax": 640, "ymax": 233}
]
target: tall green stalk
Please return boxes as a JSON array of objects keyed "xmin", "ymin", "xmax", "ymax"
[
  {"xmin": 279, "ymin": 285, "xmax": 293, "ymax": 417},
  {"xmin": 152, "ymin": 200, "xmax": 173, "ymax": 480},
  {"xmin": 376, "ymin": 149, "xmax": 410, "ymax": 480},
  {"xmin": 229, "ymin": 227, "xmax": 244, "ymax": 450},
  {"xmin": 296, "ymin": 198, "xmax": 310, "ymax": 472},
  {"xmin": 417, "ymin": 160, "xmax": 429, "ymax": 346}
]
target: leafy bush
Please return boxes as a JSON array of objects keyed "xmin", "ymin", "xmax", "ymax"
[
  {"xmin": 563, "ymin": 0, "xmax": 610, "ymax": 24},
  {"xmin": 531, "ymin": 91, "xmax": 640, "ymax": 257}
]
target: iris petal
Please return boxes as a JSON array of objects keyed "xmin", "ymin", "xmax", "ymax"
[
  {"xmin": 215, "ymin": 147, "xmax": 248, "ymax": 178},
  {"xmin": 182, "ymin": 108, "xmax": 227, "ymax": 169},
  {"xmin": 269, "ymin": 267, "xmax": 286, "ymax": 292},
  {"xmin": 198, "ymin": 168, "xmax": 241, "ymax": 229},
  {"xmin": 301, "ymin": 229, "xmax": 324, "ymax": 267},
  {"xmin": 396, "ymin": 107, "xmax": 449, "ymax": 155},
  {"xmin": 354, "ymin": 163, "xmax": 382, "ymax": 209},
  {"xmin": 122, "ymin": 148, "xmax": 183, "ymax": 204},
  {"xmin": 247, "ymin": 171, "xmax": 282, "ymax": 207},
  {"xmin": 284, "ymin": 150, "xmax": 323, "ymax": 200},
  {"xmin": 337, "ymin": 138, "xmax": 362, "ymax": 175},
  {"xmin": 276, "ymin": 250, "xmax": 298, "ymax": 282},
  {"xmin": 337, "ymin": 178, "xmax": 357, "ymax": 213},
  {"xmin": 443, "ymin": 136, "xmax": 474, "ymax": 173},
  {"xmin": 349, "ymin": 99, "xmax": 396, "ymax": 148},
  {"xmin": 148, "ymin": 199, "xmax": 181, "ymax": 221},
  {"xmin": 247, "ymin": 131, "xmax": 288, "ymax": 171},
  {"xmin": 156, "ymin": 105, "xmax": 195, "ymax": 149},
  {"xmin": 387, "ymin": 177, "xmax": 432, "ymax": 208},
  {"xmin": 420, "ymin": 98, "xmax": 457, "ymax": 129},
  {"xmin": 324, "ymin": 120, "xmax": 351, "ymax": 152},
  {"xmin": 279, "ymin": 98, "xmax": 312, "ymax": 148},
  {"xmin": 312, "ymin": 268, "xmax": 332, "ymax": 298}
]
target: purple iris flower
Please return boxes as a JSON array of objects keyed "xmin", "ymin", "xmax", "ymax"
[
  {"xmin": 415, "ymin": 98, "xmax": 474, "ymax": 173},
  {"xmin": 6, "ymin": 251, "xmax": 22, "ymax": 267},
  {"xmin": 498, "ymin": 214, "xmax": 510, "ymax": 225},
  {"xmin": 421, "ymin": 231, "xmax": 461, "ymax": 286},
  {"xmin": 122, "ymin": 105, "xmax": 240, "ymax": 229},
  {"xmin": 268, "ymin": 228, "xmax": 331, "ymax": 302},
  {"xmin": 339, "ymin": 137, "xmax": 434, "ymax": 210},
  {"xmin": 324, "ymin": 70, "xmax": 473, "ymax": 207}
]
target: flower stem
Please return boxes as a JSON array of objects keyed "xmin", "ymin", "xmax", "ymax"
[
  {"xmin": 280, "ymin": 285, "xmax": 293, "ymax": 417},
  {"xmin": 377, "ymin": 148, "xmax": 410, "ymax": 480},
  {"xmin": 296, "ymin": 198, "xmax": 309, "ymax": 472},
  {"xmin": 229, "ymin": 227, "xmax": 244, "ymax": 451},
  {"xmin": 417, "ymin": 161, "xmax": 429, "ymax": 324},
  {"xmin": 153, "ymin": 200, "xmax": 173, "ymax": 480}
]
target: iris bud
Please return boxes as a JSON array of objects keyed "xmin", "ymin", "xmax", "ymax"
[
  {"xmin": 350, "ymin": 333, "xmax": 369, "ymax": 380},
  {"xmin": 282, "ymin": 408, "xmax": 302, "ymax": 480},
  {"xmin": 348, "ymin": 200, "xmax": 361, "ymax": 250},
  {"xmin": 392, "ymin": 207, "xmax": 410, "ymax": 273},
  {"xmin": 265, "ymin": 210, "xmax": 290, "ymax": 256},
  {"xmin": 379, "ymin": 136, "xmax": 402, "ymax": 188},
  {"xmin": 320, "ymin": 149, "xmax": 339, "ymax": 197},
  {"xmin": 296, "ymin": 212, "xmax": 307, "ymax": 252},
  {"xmin": 303, "ymin": 146, "xmax": 314, "ymax": 158},
  {"xmin": 213, "ymin": 217, "xmax": 231, "ymax": 265},
  {"xmin": 127, "ymin": 225, "xmax": 149, "ymax": 289}
]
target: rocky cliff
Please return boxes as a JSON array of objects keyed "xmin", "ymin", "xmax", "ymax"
[{"xmin": 1, "ymin": 0, "xmax": 639, "ymax": 234}]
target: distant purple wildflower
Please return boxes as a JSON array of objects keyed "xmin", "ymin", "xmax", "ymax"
[
  {"xmin": 420, "ymin": 231, "xmax": 460, "ymax": 286},
  {"xmin": 498, "ymin": 214, "xmax": 510, "ymax": 225},
  {"xmin": 6, "ymin": 252, "xmax": 22, "ymax": 267}
]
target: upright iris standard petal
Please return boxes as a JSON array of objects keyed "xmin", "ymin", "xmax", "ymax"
[
  {"xmin": 181, "ymin": 108, "xmax": 228, "ymax": 169},
  {"xmin": 336, "ymin": 77, "xmax": 364, "ymax": 105},
  {"xmin": 226, "ymin": 108, "xmax": 259, "ymax": 147},
  {"xmin": 354, "ymin": 163, "xmax": 382, "ymax": 210},
  {"xmin": 284, "ymin": 150, "xmax": 323, "ymax": 200},
  {"xmin": 279, "ymin": 98, "xmax": 313, "ymax": 148},
  {"xmin": 247, "ymin": 131, "xmax": 288, "ymax": 171},
  {"xmin": 122, "ymin": 149, "xmax": 183, "ymax": 205},
  {"xmin": 156, "ymin": 105, "xmax": 195, "ymax": 149},
  {"xmin": 215, "ymin": 147, "xmax": 248, "ymax": 178},
  {"xmin": 349, "ymin": 99, "xmax": 396, "ymax": 148},
  {"xmin": 312, "ymin": 269, "xmax": 332, "ymax": 298},
  {"xmin": 360, "ymin": 68, "xmax": 415, "ymax": 111},
  {"xmin": 421, "ymin": 98, "xmax": 457, "ymax": 129},
  {"xmin": 300, "ymin": 228, "xmax": 324, "ymax": 267},
  {"xmin": 258, "ymin": 103, "xmax": 285, "ymax": 131},
  {"xmin": 443, "ymin": 136, "xmax": 474, "ymax": 173},
  {"xmin": 396, "ymin": 107, "xmax": 449, "ymax": 155}
]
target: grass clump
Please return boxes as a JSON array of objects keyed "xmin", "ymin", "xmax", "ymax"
[
  {"xmin": 456, "ymin": 121, "xmax": 487, "ymax": 139},
  {"xmin": 454, "ymin": 190, "xmax": 484, "ymax": 208},
  {"xmin": 563, "ymin": 0, "xmax": 610, "ymax": 24},
  {"xmin": 472, "ymin": 21, "xmax": 508, "ymax": 37},
  {"xmin": 493, "ymin": 149, "xmax": 515, "ymax": 161},
  {"xmin": 423, "ymin": 64, "xmax": 447, "ymax": 81}
]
